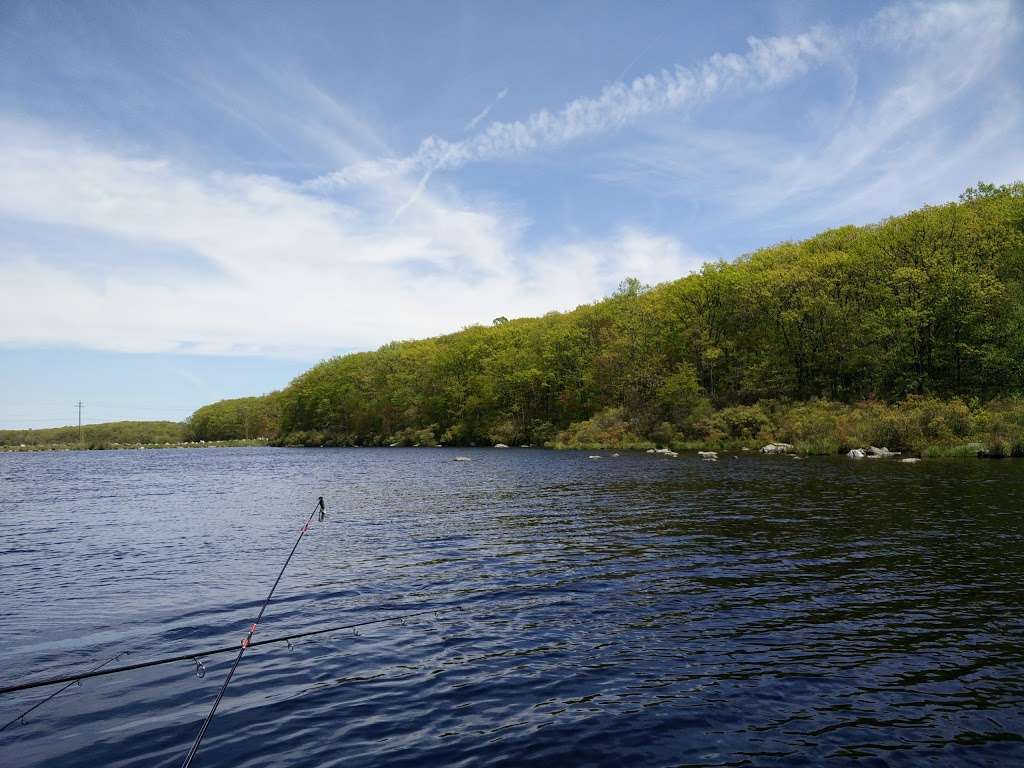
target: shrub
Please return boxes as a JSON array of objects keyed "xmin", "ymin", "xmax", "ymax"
[
  {"xmin": 487, "ymin": 419, "xmax": 524, "ymax": 447},
  {"xmin": 390, "ymin": 424, "xmax": 438, "ymax": 446},
  {"xmin": 697, "ymin": 404, "xmax": 774, "ymax": 443},
  {"xmin": 551, "ymin": 407, "xmax": 654, "ymax": 450}
]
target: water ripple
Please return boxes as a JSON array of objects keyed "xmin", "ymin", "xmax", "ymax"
[{"xmin": 1, "ymin": 448, "xmax": 1022, "ymax": 766}]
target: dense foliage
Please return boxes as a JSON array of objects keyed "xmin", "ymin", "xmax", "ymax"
[
  {"xmin": 0, "ymin": 421, "xmax": 186, "ymax": 449},
  {"xmin": 191, "ymin": 183, "xmax": 1024, "ymax": 451},
  {"xmin": 186, "ymin": 394, "xmax": 281, "ymax": 441}
]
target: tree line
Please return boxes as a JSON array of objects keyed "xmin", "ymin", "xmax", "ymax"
[
  {"xmin": 0, "ymin": 421, "xmax": 186, "ymax": 449},
  {"xmin": 186, "ymin": 182, "xmax": 1024, "ymax": 451}
]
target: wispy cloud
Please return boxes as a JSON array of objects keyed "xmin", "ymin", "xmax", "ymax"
[
  {"xmin": 0, "ymin": 118, "xmax": 700, "ymax": 356},
  {"xmin": 311, "ymin": 25, "xmax": 838, "ymax": 192},
  {"xmin": 594, "ymin": 0, "xmax": 1021, "ymax": 229},
  {"xmin": 312, "ymin": 0, "xmax": 1019, "ymax": 223},
  {"xmin": 1, "ymin": 0, "xmax": 1019, "ymax": 361}
]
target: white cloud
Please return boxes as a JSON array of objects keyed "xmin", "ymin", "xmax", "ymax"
[
  {"xmin": 0, "ymin": 119, "xmax": 700, "ymax": 356},
  {"xmin": 595, "ymin": 0, "xmax": 1021, "ymax": 229},
  {"xmin": 1, "ymin": 0, "xmax": 1019, "ymax": 361}
]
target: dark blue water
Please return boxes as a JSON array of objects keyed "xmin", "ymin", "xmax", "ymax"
[{"xmin": 1, "ymin": 447, "xmax": 1022, "ymax": 767}]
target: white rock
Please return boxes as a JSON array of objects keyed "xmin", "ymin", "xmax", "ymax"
[
  {"xmin": 761, "ymin": 442, "xmax": 794, "ymax": 454},
  {"xmin": 698, "ymin": 451, "xmax": 718, "ymax": 460},
  {"xmin": 646, "ymin": 448, "xmax": 656, "ymax": 453},
  {"xmin": 866, "ymin": 445, "xmax": 901, "ymax": 457},
  {"xmin": 900, "ymin": 457, "xmax": 922, "ymax": 463},
  {"xmin": 494, "ymin": 443, "xmax": 509, "ymax": 448},
  {"xmin": 588, "ymin": 455, "xmax": 602, "ymax": 459},
  {"xmin": 847, "ymin": 448, "xmax": 866, "ymax": 459},
  {"xmin": 453, "ymin": 456, "xmax": 472, "ymax": 462}
]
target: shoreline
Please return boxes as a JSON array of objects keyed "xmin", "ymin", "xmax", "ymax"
[
  {"xmin": 0, "ymin": 438, "xmax": 269, "ymax": 453},
  {"xmin": 1, "ymin": 440, "xmax": 1011, "ymax": 460}
]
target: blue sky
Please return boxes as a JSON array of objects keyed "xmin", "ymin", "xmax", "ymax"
[{"xmin": 1, "ymin": 0, "xmax": 1022, "ymax": 428}]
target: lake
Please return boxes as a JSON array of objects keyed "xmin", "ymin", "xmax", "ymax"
[{"xmin": 1, "ymin": 447, "xmax": 1022, "ymax": 767}]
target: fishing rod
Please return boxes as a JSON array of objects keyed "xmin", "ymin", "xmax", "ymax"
[
  {"xmin": 0, "ymin": 605, "xmax": 461, "ymax": 699},
  {"xmin": 180, "ymin": 495, "xmax": 324, "ymax": 767},
  {"xmin": 1, "ymin": 491, "xmax": 499, "ymax": 760},
  {"xmin": 0, "ymin": 650, "xmax": 130, "ymax": 732}
]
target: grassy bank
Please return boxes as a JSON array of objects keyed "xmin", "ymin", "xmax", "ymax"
[
  {"xmin": 264, "ymin": 396, "xmax": 1024, "ymax": 459},
  {"xmin": 10, "ymin": 395, "xmax": 1022, "ymax": 459},
  {"xmin": 551, "ymin": 397, "xmax": 1024, "ymax": 457}
]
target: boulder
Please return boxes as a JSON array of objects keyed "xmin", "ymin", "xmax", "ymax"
[
  {"xmin": 453, "ymin": 456, "xmax": 472, "ymax": 462},
  {"xmin": 698, "ymin": 451, "xmax": 718, "ymax": 461},
  {"xmin": 494, "ymin": 443, "xmax": 509, "ymax": 448},
  {"xmin": 847, "ymin": 448, "xmax": 866, "ymax": 459},
  {"xmin": 900, "ymin": 457, "xmax": 921, "ymax": 463},
  {"xmin": 761, "ymin": 442, "xmax": 794, "ymax": 454},
  {"xmin": 866, "ymin": 446, "xmax": 901, "ymax": 457},
  {"xmin": 588, "ymin": 455, "xmax": 602, "ymax": 460}
]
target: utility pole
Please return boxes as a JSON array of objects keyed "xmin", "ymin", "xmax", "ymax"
[{"xmin": 77, "ymin": 401, "xmax": 84, "ymax": 446}]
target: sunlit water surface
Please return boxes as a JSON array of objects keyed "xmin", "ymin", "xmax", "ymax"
[{"xmin": 1, "ymin": 447, "xmax": 1022, "ymax": 767}]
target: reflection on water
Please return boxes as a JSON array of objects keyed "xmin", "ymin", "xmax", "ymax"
[{"xmin": 1, "ymin": 447, "xmax": 1022, "ymax": 766}]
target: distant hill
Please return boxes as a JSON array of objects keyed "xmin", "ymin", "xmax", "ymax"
[
  {"xmin": 185, "ymin": 181, "xmax": 1024, "ymax": 453},
  {"xmin": 0, "ymin": 421, "xmax": 186, "ymax": 450}
]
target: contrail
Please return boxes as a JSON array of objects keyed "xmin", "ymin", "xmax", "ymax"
[
  {"xmin": 310, "ymin": 1, "xmax": 1011, "ymax": 192},
  {"xmin": 466, "ymin": 87, "xmax": 509, "ymax": 131}
]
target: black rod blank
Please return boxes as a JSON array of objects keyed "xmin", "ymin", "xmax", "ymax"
[
  {"xmin": 0, "ymin": 650, "xmax": 129, "ymax": 732},
  {"xmin": 0, "ymin": 606, "xmax": 457, "ymax": 698},
  {"xmin": 181, "ymin": 498, "xmax": 324, "ymax": 768}
]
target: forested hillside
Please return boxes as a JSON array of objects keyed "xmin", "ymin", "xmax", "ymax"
[
  {"xmin": 186, "ymin": 394, "xmax": 281, "ymax": 441},
  {"xmin": 188, "ymin": 183, "xmax": 1024, "ymax": 453}
]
